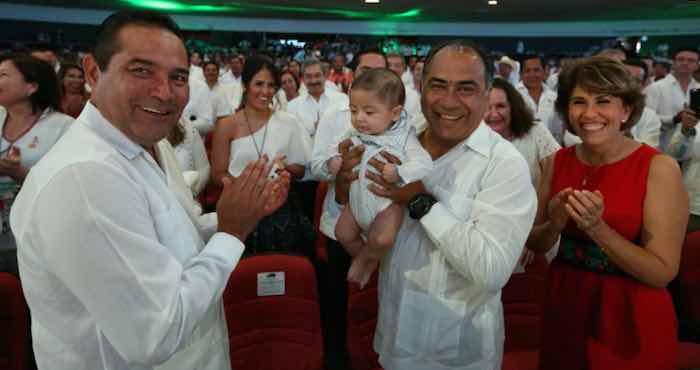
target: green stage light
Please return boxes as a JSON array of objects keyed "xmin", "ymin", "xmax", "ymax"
[{"xmin": 122, "ymin": 0, "xmax": 424, "ymax": 20}]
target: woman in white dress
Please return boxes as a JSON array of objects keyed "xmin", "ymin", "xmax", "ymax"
[
  {"xmin": 210, "ymin": 55, "xmax": 315, "ymax": 257},
  {"xmin": 0, "ymin": 53, "xmax": 73, "ymax": 272},
  {"xmin": 484, "ymin": 77, "xmax": 561, "ymax": 269}
]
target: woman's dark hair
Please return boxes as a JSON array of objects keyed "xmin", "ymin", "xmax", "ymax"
[
  {"xmin": 556, "ymin": 56, "xmax": 645, "ymax": 133},
  {"xmin": 57, "ymin": 63, "xmax": 85, "ymax": 97},
  {"xmin": 280, "ymin": 70, "xmax": 299, "ymax": 92},
  {"xmin": 0, "ymin": 53, "xmax": 61, "ymax": 114},
  {"xmin": 491, "ymin": 78, "xmax": 535, "ymax": 138},
  {"xmin": 238, "ymin": 54, "xmax": 280, "ymax": 111}
]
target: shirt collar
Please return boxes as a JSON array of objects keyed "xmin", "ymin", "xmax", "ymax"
[
  {"xmin": 78, "ymin": 101, "xmax": 144, "ymax": 160},
  {"xmin": 303, "ymin": 90, "xmax": 328, "ymax": 103},
  {"xmin": 459, "ymin": 121, "xmax": 491, "ymax": 157},
  {"xmin": 415, "ymin": 116, "xmax": 491, "ymax": 158}
]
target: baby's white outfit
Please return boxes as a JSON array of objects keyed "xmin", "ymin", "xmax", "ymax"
[{"xmin": 332, "ymin": 115, "xmax": 433, "ymax": 232}]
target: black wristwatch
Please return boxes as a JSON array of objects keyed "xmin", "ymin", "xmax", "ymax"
[{"xmin": 408, "ymin": 193, "xmax": 437, "ymax": 220}]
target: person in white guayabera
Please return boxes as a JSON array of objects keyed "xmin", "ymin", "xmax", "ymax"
[
  {"xmin": 335, "ymin": 40, "xmax": 537, "ymax": 370},
  {"xmin": 10, "ymin": 10, "xmax": 289, "ymax": 370}
]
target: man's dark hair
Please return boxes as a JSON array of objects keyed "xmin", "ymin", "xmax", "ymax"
[
  {"xmin": 623, "ymin": 58, "xmax": 649, "ymax": 82},
  {"xmin": 520, "ymin": 54, "xmax": 547, "ymax": 70},
  {"xmin": 423, "ymin": 40, "xmax": 493, "ymax": 90},
  {"xmin": 671, "ymin": 47, "xmax": 700, "ymax": 61},
  {"xmin": 201, "ymin": 60, "xmax": 219, "ymax": 71},
  {"xmin": 351, "ymin": 47, "xmax": 387, "ymax": 72},
  {"xmin": 93, "ymin": 10, "xmax": 183, "ymax": 71}
]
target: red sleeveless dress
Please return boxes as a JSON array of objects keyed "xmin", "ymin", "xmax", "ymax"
[{"xmin": 539, "ymin": 144, "xmax": 678, "ymax": 370}]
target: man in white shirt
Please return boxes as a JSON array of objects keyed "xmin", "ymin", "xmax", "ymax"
[
  {"xmin": 188, "ymin": 50, "xmax": 205, "ymax": 82},
  {"xmin": 202, "ymin": 60, "xmax": 241, "ymax": 118},
  {"xmin": 645, "ymin": 47, "xmax": 700, "ymax": 152},
  {"xmin": 495, "ymin": 55, "xmax": 520, "ymax": 87},
  {"xmin": 285, "ymin": 58, "xmax": 348, "ymax": 138},
  {"xmin": 309, "ymin": 47, "xmax": 388, "ymax": 369},
  {"xmin": 219, "ymin": 54, "xmax": 243, "ymax": 85},
  {"xmin": 335, "ymin": 40, "xmax": 537, "ymax": 370},
  {"xmin": 10, "ymin": 10, "xmax": 289, "ymax": 370},
  {"xmin": 387, "ymin": 53, "xmax": 422, "ymax": 121},
  {"xmin": 623, "ymin": 59, "xmax": 662, "ymax": 148},
  {"xmin": 516, "ymin": 54, "xmax": 564, "ymax": 144}
]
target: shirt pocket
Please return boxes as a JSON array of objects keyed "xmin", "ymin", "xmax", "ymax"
[
  {"xmin": 152, "ymin": 206, "xmax": 195, "ymax": 263},
  {"xmin": 395, "ymin": 288, "xmax": 476, "ymax": 360}
]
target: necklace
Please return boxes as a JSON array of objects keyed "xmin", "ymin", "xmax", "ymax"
[
  {"xmin": 242, "ymin": 108, "xmax": 269, "ymax": 159},
  {"xmin": 0, "ymin": 111, "xmax": 41, "ymax": 157}
]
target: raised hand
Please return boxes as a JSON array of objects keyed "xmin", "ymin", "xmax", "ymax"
[{"xmin": 547, "ymin": 187, "xmax": 573, "ymax": 232}]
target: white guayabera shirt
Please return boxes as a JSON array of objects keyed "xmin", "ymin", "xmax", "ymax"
[
  {"xmin": 11, "ymin": 102, "xmax": 243, "ymax": 370},
  {"xmin": 374, "ymin": 120, "xmax": 537, "ymax": 370}
]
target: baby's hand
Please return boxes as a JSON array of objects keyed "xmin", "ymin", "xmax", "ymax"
[
  {"xmin": 327, "ymin": 156, "xmax": 342, "ymax": 175},
  {"xmin": 382, "ymin": 163, "xmax": 400, "ymax": 183}
]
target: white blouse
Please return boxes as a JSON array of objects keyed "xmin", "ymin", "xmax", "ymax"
[
  {"xmin": 509, "ymin": 122, "xmax": 561, "ymax": 187},
  {"xmin": 227, "ymin": 110, "xmax": 311, "ymax": 177},
  {"xmin": 172, "ymin": 119, "xmax": 210, "ymax": 196}
]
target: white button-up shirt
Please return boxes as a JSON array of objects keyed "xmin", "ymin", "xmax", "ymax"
[
  {"xmin": 644, "ymin": 74, "xmax": 700, "ymax": 150},
  {"xmin": 309, "ymin": 101, "xmax": 352, "ymax": 239},
  {"xmin": 374, "ymin": 120, "xmax": 537, "ymax": 370},
  {"xmin": 285, "ymin": 89, "xmax": 348, "ymax": 137},
  {"xmin": 209, "ymin": 81, "xmax": 241, "ymax": 119},
  {"xmin": 183, "ymin": 77, "xmax": 216, "ymax": 136},
  {"xmin": 11, "ymin": 102, "xmax": 243, "ymax": 370},
  {"xmin": 665, "ymin": 124, "xmax": 700, "ymax": 215},
  {"xmin": 516, "ymin": 82, "xmax": 564, "ymax": 144}
]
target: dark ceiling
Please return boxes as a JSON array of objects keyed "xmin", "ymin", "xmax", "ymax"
[{"xmin": 1, "ymin": 0, "xmax": 698, "ymax": 22}]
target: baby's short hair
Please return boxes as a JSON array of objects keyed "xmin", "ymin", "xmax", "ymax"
[{"xmin": 350, "ymin": 68, "xmax": 405, "ymax": 108}]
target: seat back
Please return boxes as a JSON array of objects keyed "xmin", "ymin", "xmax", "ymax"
[
  {"xmin": 223, "ymin": 254, "xmax": 323, "ymax": 370},
  {"xmin": 0, "ymin": 272, "xmax": 29, "ymax": 370},
  {"xmin": 680, "ymin": 231, "xmax": 700, "ymax": 323},
  {"xmin": 346, "ymin": 271, "xmax": 381, "ymax": 370},
  {"xmin": 502, "ymin": 253, "xmax": 549, "ymax": 353}
]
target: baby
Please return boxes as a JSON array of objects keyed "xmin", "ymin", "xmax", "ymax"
[{"xmin": 327, "ymin": 68, "xmax": 432, "ymax": 288}]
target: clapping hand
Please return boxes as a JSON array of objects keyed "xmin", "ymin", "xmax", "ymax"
[
  {"xmin": 565, "ymin": 189, "xmax": 605, "ymax": 232},
  {"xmin": 0, "ymin": 147, "xmax": 22, "ymax": 180}
]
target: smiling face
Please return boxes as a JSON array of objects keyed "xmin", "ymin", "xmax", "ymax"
[
  {"xmin": 244, "ymin": 67, "xmax": 276, "ymax": 111},
  {"xmin": 485, "ymin": 87, "xmax": 513, "ymax": 139},
  {"xmin": 567, "ymin": 85, "xmax": 631, "ymax": 146},
  {"xmin": 421, "ymin": 48, "xmax": 489, "ymax": 147},
  {"xmin": 303, "ymin": 63, "xmax": 325, "ymax": 98},
  {"xmin": 280, "ymin": 72, "xmax": 298, "ymax": 98},
  {"xmin": 349, "ymin": 89, "xmax": 401, "ymax": 135},
  {"xmin": 0, "ymin": 60, "xmax": 37, "ymax": 107},
  {"xmin": 62, "ymin": 66, "xmax": 85, "ymax": 95},
  {"xmin": 85, "ymin": 24, "xmax": 189, "ymax": 148},
  {"xmin": 521, "ymin": 58, "xmax": 546, "ymax": 90}
]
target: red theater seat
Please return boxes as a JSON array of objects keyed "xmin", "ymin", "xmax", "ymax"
[
  {"xmin": 346, "ymin": 271, "xmax": 382, "ymax": 370},
  {"xmin": 501, "ymin": 251, "xmax": 549, "ymax": 370},
  {"xmin": 680, "ymin": 231, "xmax": 700, "ymax": 324},
  {"xmin": 0, "ymin": 272, "xmax": 29, "ymax": 370},
  {"xmin": 223, "ymin": 254, "xmax": 323, "ymax": 370},
  {"xmin": 314, "ymin": 182, "xmax": 329, "ymax": 262}
]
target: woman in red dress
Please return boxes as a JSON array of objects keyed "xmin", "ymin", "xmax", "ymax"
[{"xmin": 528, "ymin": 56, "xmax": 687, "ymax": 370}]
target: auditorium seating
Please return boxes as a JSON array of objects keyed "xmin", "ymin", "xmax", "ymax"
[
  {"xmin": 501, "ymin": 252, "xmax": 549, "ymax": 370},
  {"xmin": 0, "ymin": 272, "xmax": 29, "ymax": 370},
  {"xmin": 346, "ymin": 271, "xmax": 382, "ymax": 370},
  {"xmin": 223, "ymin": 254, "xmax": 323, "ymax": 370}
]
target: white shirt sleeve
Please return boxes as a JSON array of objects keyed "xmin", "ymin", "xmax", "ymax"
[
  {"xmin": 32, "ymin": 161, "xmax": 243, "ymax": 366},
  {"xmin": 310, "ymin": 107, "xmax": 344, "ymax": 181},
  {"xmin": 419, "ymin": 154, "xmax": 537, "ymax": 291},
  {"xmin": 631, "ymin": 108, "xmax": 661, "ymax": 149},
  {"xmin": 397, "ymin": 131, "xmax": 433, "ymax": 184},
  {"xmin": 666, "ymin": 124, "xmax": 696, "ymax": 161},
  {"xmin": 185, "ymin": 123, "xmax": 210, "ymax": 196},
  {"xmin": 645, "ymin": 84, "xmax": 675, "ymax": 126}
]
